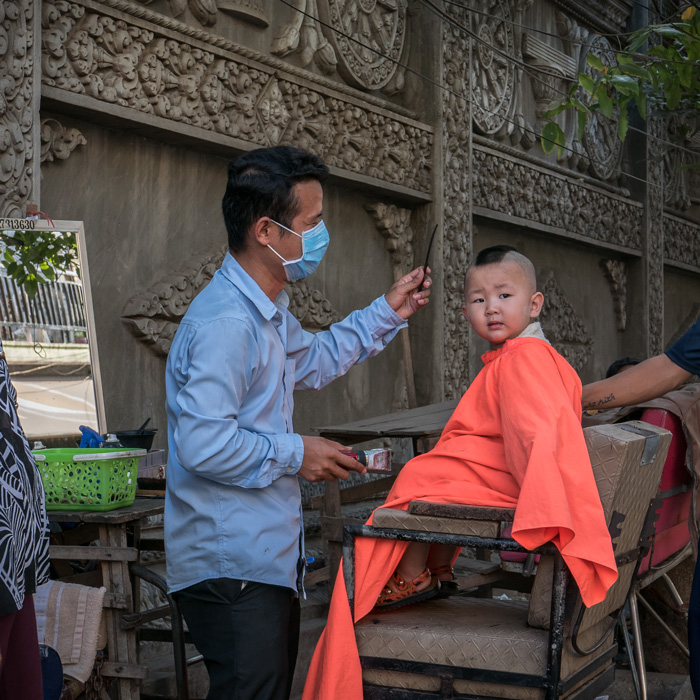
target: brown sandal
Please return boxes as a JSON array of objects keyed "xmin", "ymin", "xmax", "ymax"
[
  {"xmin": 374, "ymin": 568, "xmax": 440, "ymax": 611},
  {"xmin": 431, "ymin": 565, "xmax": 460, "ymax": 598}
]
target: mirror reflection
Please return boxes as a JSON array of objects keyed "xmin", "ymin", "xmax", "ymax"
[{"xmin": 0, "ymin": 221, "xmax": 106, "ymax": 442}]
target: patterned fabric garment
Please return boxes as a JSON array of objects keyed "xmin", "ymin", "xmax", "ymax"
[{"xmin": 0, "ymin": 341, "xmax": 50, "ymax": 615}]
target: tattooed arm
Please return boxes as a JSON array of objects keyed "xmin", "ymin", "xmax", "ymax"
[{"xmin": 582, "ymin": 354, "xmax": 691, "ymax": 410}]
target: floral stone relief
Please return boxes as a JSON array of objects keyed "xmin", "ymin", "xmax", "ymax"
[
  {"xmin": 41, "ymin": 0, "xmax": 432, "ymax": 194},
  {"xmin": 121, "ymin": 248, "xmax": 341, "ymax": 356}
]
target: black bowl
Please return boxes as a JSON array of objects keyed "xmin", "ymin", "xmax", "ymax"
[{"xmin": 114, "ymin": 429, "xmax": 157, "ymax": 450}]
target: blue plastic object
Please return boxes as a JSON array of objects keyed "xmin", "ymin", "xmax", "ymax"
[{"xmin": 79, "ymin": 425, "xmax": 104, "ymax": 448}]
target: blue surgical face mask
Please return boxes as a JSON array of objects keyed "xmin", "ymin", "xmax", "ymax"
[{"xmin": 267, "ymin": 219, "xmax": 330, "ymax": 281}]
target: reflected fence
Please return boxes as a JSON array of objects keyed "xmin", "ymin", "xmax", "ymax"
[{"xmin": 0, "ymin": 271, "xmax": 87, "ymax": 345}]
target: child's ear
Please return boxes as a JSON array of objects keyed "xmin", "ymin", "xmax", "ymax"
[
  {"xmin": 461, "ymin": 304, "xmax": 469, "ymax": 322},
  {"xmin": 530, "ymin": 291, "xmax": 544, "ymax": 318}
]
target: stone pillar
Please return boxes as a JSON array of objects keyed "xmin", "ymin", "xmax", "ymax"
[
  {"xmin": 643, "ymin": 117, "xmax": 665, "ymax": 356},
  {"xmin": 441, "ymin": 2, "xmax": 473, "ymax": 400},
  {"xmin": 0, "ymin": 0, "xmax": 40, "ymax": 217}
]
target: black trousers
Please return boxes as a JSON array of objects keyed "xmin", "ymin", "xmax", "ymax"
[{"xmin": 174, "ymin": 578, "xmax": 301, "ymax": 700}]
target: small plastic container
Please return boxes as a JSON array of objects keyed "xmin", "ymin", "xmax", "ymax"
[{"xmin": 33, "ymin": 447, "xmax": 146, "ymax": 512}]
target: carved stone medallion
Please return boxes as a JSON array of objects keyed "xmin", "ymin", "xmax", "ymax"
[
  {"xmin": 319, "ymin": 0, "xmax": 407, "ymax": 90},
  {"xmin": 470, "ymin": 0, "xmax": 515, "ymax": 137},
  {"xmin": 579, "ymin": 34, "xmax": 622, "ymax": 182}
]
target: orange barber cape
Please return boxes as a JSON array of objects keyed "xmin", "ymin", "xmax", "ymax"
[{"xmin": 303, "ymin": 337, "xmax": 618, "ymax": 700}]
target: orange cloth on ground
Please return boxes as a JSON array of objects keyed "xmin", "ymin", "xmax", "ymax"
[{"xmin": 302, "ymin": 337, "xmax": 618, "ymax": 700}]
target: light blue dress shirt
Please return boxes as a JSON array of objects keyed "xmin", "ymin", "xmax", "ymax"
[{"xmin": 165, "ymin": 253, "xmax": 406, "ymax": 593}]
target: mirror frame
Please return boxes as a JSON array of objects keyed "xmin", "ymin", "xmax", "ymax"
[{"xmin": 1, "ymin": 219, "xmax": 107, "ymax": 435}]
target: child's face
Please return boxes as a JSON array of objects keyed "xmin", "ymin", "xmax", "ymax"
[{"xmin": 462, "ymin": 261, "xmax": 544, "ymax": 349}]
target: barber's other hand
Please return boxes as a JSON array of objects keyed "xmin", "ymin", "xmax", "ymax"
[
  {"xmin": 385, "ymin": 266, "xmax": 431, "ymax": 320},
  {"xmin": 298, "ymin": 436, "xmax": 367, "ymax": 483}
]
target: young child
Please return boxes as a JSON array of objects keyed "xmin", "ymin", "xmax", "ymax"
[{"xmin": 303, "ymin": 245, "xmax": 618, "ymax": 700}]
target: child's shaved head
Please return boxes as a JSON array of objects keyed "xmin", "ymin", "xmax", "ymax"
[{"xmin": 467, "ymin": 245, "xmax": 537, "ymax": 293}]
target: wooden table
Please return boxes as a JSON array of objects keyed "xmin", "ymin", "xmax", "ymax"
[
  {"xmin": 314, "ymin": 400, "xmax": 459, "ymax": 579},
  {"xmin": 48, "ymin": 496, "xmax": 166, "ymax": 700},
  {"xmin": 318, "ymin": 398, "xmax": 459, "ymax": 452}
]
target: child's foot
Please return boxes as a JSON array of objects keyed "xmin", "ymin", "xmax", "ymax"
[
  {"xmin": 374, "ymin": 568, "xmax": 440, "ymax": 610},
  {"xmin": 431, "ymin": 565, "xmax": 460, "ymax": 598}
]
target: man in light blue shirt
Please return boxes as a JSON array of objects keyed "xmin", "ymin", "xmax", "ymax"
[{"xmin": 165, "ymin": 146, "xmax": 431, "ymax": 700}]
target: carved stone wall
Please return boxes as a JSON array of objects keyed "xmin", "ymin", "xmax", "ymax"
[
  {"xmin": 665, "ymin": 214, "xmax": 700, "ymax": 272},
  {"xmin": 1, "ymin": 0, "xmax": 40, "ymax": 217},
  {"xmin": 472, "ymin": 145, "xmax": 642, "ymax": 250},
  {"xmin": 40, "ymin": 0, "xmax": 433, "ymax": 195},
  {"xmin": 539, "ymin": 272, "xmax": 594, "ymax": 372}
]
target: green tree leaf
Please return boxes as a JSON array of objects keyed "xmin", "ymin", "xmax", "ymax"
[
  {"xmin": 597, "ymin": 89, "xmax": 615, "ymax": 118},
  {"xmin": 611, "ymin": 74, "xmax": 639, "ymax": 96},
  {"xmin": 579, "ymin": 73, "xmax": 596, "ymax": 94},
  {"xmin": 618, "ymin": 104, "xmax": 629, "ymax": 140},
  {"xmin": 587, "ymin": 53, "xmax": 605, "ymax": 72},
  {"xmin": 541, "ymin": 121, "xmax": 564, "ymax": 155},
  {"xmin": 577, "ymin": 109, "xmax": 588, "ymax": 140}
]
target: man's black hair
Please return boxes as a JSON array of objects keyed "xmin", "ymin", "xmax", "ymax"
[
  {"xmin": 605, "ymin": 356, "xmax": 641, "ymax": 378},
  {"xmin": 222, "ymin": 146, "xmax": 329, "ymax": 253},
  {"xmin": 473, "ymin": 244, "xmax": 519, "ymax": 266}
]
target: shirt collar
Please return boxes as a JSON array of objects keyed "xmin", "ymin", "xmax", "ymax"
[{"xmin": 220, "ymin": 252, "xmax": 289, "ymax": 322}]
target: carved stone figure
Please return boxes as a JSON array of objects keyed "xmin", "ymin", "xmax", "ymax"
[
  {"xmin": 521, "ymin": 33, "xmax": 576, "ymax": 134},
  {"xmin": 271, "ymin": 0, "xmax": 338, "ymax": 75},
  {"xmin": 40, "ymin": 118, "xmax": 86, "ymax": 162},
  {"xmin": 271, "ymin": 0, "xmax": 407, "ymax": 92}
]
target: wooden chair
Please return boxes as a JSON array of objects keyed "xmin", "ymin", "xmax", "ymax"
[
  {"xmin": 341, "ymin": 421, "xmax": 671, "ymax": 700},
  {"xmin": 623, "ymin": 408, "xmax": 694, "ymax": 700}
]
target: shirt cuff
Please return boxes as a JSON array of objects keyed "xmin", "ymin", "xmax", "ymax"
[
  {"xmin": 271, "ymin": 433, "xmax": 304, "ymax": 477},
  {"xmin": 373, "ymin": 295, "xmax": 408, "ymax": 335}
]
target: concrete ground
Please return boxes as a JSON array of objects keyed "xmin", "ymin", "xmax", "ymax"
[{"xmin": 603, "ymin": 671, "xmax": 693, "ymax": 700}]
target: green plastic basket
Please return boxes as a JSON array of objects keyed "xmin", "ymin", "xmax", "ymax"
[{"xmin": 33, "ymin": 448, "xmax": 146, "ymax": 512}]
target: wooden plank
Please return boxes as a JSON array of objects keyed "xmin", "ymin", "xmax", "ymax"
[
  {"xmin": 49, "ymin": 545, "xmax": 138, "ymax": 561},
  {"xmin": 316, "ymin": 400, "xmax": 456, "ymax": 433},
  {"xmin": 304, "ymin": 566, "xmax": 330, "ymax": 587},
  {"xmin": 104, "ymin": 592, "xmax": 131, "ymax": 610},
  {"xmin": 317, "ymin": 400, "xmax": 458, "ymax": 441},
  {"xmin": 100, "ymin": 662, "xmax": 149, "ymax": 680},
  {"xmin": 47, "ymin": 496, "xmax": 165, "ymax": 524},
  {"xmin": 309, "ymin": 474, "xmax": 397, "ymax": 510},
  {"xmin": 320, "ymin": 515, "xmax": 344, "ymax": 543},
  {"xmin": 409, "ymin": 501, "xmax": 515, "ymax": 521}
]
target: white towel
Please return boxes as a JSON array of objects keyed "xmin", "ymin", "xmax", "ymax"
[{"xmin": 35, "ymin": 581, "xmax": 106, "ymax": 684}]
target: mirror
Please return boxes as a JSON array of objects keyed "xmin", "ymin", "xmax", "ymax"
[{"xmin": 0, "ymin": 220, "xmax": 106, "ymax": 441}]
